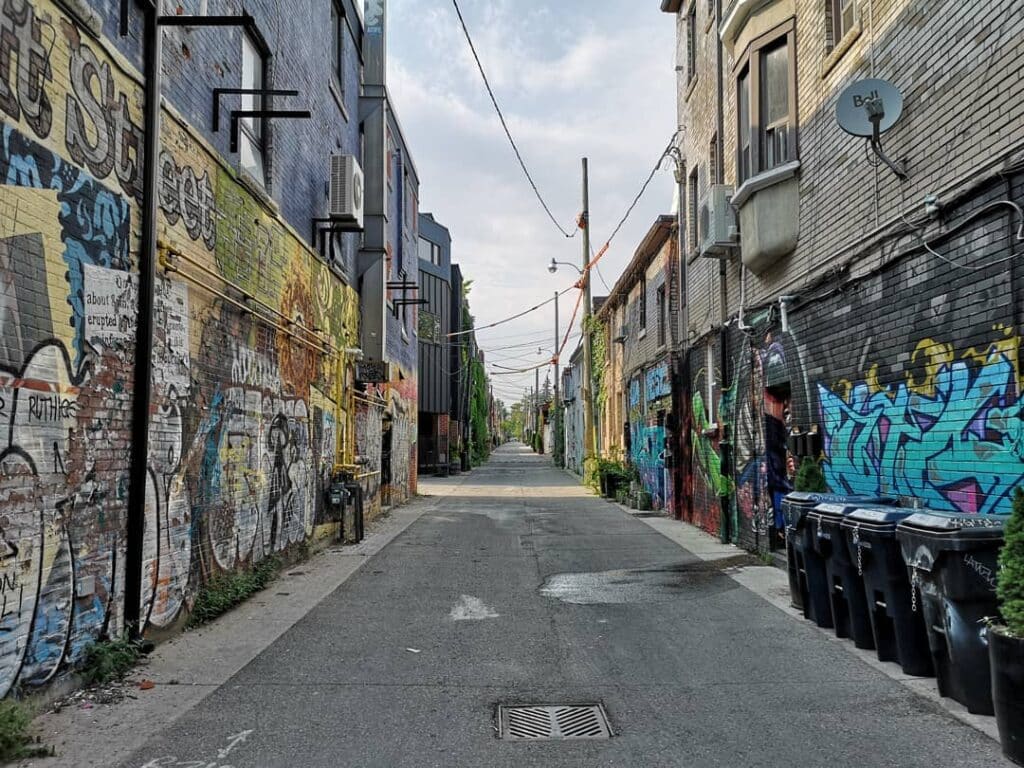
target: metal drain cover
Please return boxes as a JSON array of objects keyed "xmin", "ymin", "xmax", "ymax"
[{"xmin": 498, "ymin": 704, "xmax": 612, "ymax": 740}]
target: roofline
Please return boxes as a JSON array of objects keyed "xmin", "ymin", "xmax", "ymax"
[
  {"xmin": 660, "ymin": 0, "xmax": 683, "ymax": 12},
  {"xmin": 596, "ymin": 215, "xmax": 676, "ymax": 319}
]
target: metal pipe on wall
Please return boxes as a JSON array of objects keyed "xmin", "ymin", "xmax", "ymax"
[{"xmin": 124, "ymin": 0, "xmax": 163, "ymax": 639}]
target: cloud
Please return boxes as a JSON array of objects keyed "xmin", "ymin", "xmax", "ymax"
[{"xmin": 386, "ymin": 1, "xmax": 677, "ymax": 397}]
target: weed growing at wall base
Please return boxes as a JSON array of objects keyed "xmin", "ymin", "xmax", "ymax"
[
  {"xmin": 0, "ymin": 701, "xmax": 51, "ymax": 761},
  {"xmin": 79, "ymin": 636, "xmax": 145, "ymax": 686},
  {"xmin": 188, "ymin": 556, "xmax": 284, "ymax": 627}
]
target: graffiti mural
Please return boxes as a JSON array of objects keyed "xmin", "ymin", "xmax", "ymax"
[
  {"xmin": 0, "ymin": 0, "xmax": 361, "ymax": 695},
  {"xmin": 628, "ymin": 360, "xmax": 672, "ymax": 510},
  {"xmin": 820, "ymin": 332, "xmax": 1024, "ymax": 515}
]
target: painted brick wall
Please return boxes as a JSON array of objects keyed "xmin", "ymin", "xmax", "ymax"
[
  {"xmin": 0, "ymin": 0, "xmax": 361, "ymax": 695},
  {"xmin": 670, "ymin": 0, "xmax": 1024, "ymax": 548}
]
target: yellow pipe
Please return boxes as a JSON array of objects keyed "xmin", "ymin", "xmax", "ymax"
[
  {"xmin": 160, "ymin": 244, "xmax": 338, "ymax": 353},
  {"xmin": 160, "ymin": 259, "xmax": 329, "ymax": 356}
]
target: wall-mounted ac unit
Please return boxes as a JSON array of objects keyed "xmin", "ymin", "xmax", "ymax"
[
  {"xmin": 329, "ymin": 154, "xmax": 364, "ymax": 228},
  {"xmin": 698, "ymin": 184, "xmax": 738, "ymax": 257}
]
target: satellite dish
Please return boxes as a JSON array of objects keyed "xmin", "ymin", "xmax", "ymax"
[{"xmin": 836, "ymin": 78, "xmax": 903, "ymax": 137}]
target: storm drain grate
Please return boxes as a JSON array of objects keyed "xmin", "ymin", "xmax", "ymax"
[{"xmin": 498, "ymin": 704, "xmax": 612, "ymax": 740}]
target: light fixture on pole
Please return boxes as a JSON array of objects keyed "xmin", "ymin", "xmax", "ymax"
[{"xmin": 548, "ymin": 257, "xmax": 582, "ymax": 276}]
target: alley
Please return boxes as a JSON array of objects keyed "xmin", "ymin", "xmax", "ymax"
[{"xmin": 108, "ymin": 445, "xmax": 1004, "ymax": 768}]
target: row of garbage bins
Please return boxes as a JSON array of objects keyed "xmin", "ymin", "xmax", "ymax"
[{"xmin": 783, "ymin": 492, "xmax": 1008, "ymax": 716}]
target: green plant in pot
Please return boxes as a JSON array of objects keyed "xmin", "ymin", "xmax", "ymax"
[{"xmin": 991, "ymin": 487, "xmax": 1024, "ymax": 765}]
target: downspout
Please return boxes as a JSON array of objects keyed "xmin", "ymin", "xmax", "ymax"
[
  {"xmin": 124, "ymin": 0, "xmax": 163, "ymax": 639},
  {"xmin": 715, "ymin": 0, "xmax": 733, "ymax": 544}
]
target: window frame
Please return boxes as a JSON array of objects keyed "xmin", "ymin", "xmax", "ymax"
[
  {"xmin": 331, "ymin": 0, "xmax": 346, "ymax": 96},
  {"xmin": 733, "ymin": 18, "xmax": 798, "ymax": 184},
  {"xmin": 829, "ymin": 0, "xmax": 856, "ymax": 49},
  {"xmin": 240, "ymin": 30, "xmax": 268, "ymax": 186},
  {"xmin": 686, "ymin": 2, "xmax": 697, "ymax": 85},
  {"xmin": 639, "ymin": 274, "xmax": 648, "ymax": 330},
  {"xmin": 656, "ymin": 284, "xmax": 667, "ymax": 347},
  {"xmin": 688, "ymin": 165, "xmax": 699, "ymax": 253}
]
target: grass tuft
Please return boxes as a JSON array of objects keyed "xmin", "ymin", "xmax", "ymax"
[
  {"xmin": 0, "ymin": 700, "xmax": 51, "ymax": 761},
  {"xmin": 79, "ymin": 635, "xmax": 144, "ymax": 686},
  {"xmin": 188, "ymin": 555, "xmax": 283, "ymax": 628}
]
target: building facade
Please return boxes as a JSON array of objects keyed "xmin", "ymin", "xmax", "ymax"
[
  {"xmin": 417, "ymin": 213, "xmax": 452, "ymax": 474},
  {"xmin": 0, "ymin": 0, "xmax": 424, "ymax": 696},
  {"xmin": 562, "ymin": 343, "xmax": 586, "ymax": 476},
  {"xmin": 664, "ymin": 0, "xmax": 1024, "ymax": 551},
  {"xmin": 596, "ymin": 216, "xmax": 681, "ymax": 511}
]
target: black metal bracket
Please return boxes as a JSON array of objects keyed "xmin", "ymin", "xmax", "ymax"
[
  {"xmin": 230, "ymin": 109, "xmax": 312, "ymax": 153},
  {"xmin": 392, "ymin": 298, "xmax": 428, "ymax": 318},
  {"xmin": 158, "ymin": 12, "xmax": 259, "ymax": 34},
  {"xmin": 312, "ymin": 219, "xmax": 363, "ymax": 264},
  {"xmin": 213, "ymin": 88, "xmax": 298, "ymax": 132}
]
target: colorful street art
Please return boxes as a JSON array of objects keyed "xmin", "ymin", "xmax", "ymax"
[
  {"xmin": 628, "ymin": 361, "xmax": 672, "ymax": 511},
  {"xmin": 0, "ymin": 0, "xmax": 360, "ymax": 696},
  {"xmin": 820, "ymin": 332, "xmax": 1024, "ymax": 515}
]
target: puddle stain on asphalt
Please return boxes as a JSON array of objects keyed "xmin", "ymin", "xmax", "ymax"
[{"xmin": 538, "ymin": 555, "xmax": 761, "ymax": 605}]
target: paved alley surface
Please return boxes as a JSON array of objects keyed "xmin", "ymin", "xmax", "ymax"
[{"xmin": 115, "ymin": 445, "xmax": 1006, "ymax": 767}]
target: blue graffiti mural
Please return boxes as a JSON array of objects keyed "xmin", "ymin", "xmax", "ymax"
[
  {"xmin": 1, "ymin": 122, "xmax": 132, "ymax": 362},
  {"xmin": 629, "ymin": 365, "xmax": 671, "ymax": 510},
  {"xmin": 819, "ymin": 352, "xmax": 1024, "ymax": 515}
]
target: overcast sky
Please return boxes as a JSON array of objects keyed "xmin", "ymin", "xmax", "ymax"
[{"xmin": 387, "ymin": 0, "xmax": 677, "ymax": 404}]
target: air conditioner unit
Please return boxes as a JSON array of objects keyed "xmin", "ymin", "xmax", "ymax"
[
  {"xmin": 698, "ymin": 184, "xmax": 738, "ymax": 257},
  {"xmin": 329, "ymin": 154, "xmax": 364, "ymax": 228}
]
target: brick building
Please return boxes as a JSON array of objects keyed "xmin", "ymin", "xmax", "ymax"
[
  {"xmin": 596, "ymin": 215, "xmax": 681, "ymax": 511},
  {"xmin": 0, "ymin": 0, "xmax": 419, "ymax": 695},
  {"xmin": 662, "ymin": 0, "xmax": 1024, "ymax": 551},
  {"xmin": 417, "ymin": 212, "xmax": 453, "ymax": 475}
]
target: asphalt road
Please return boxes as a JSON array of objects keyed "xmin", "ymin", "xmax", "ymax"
[{"xmin": 118, "ymin": 444, "xmax": 1008, "ymax": 767}]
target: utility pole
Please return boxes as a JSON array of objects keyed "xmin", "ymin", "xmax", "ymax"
[
  {"xmin": 553, "ymin": 291, "xmax": 560, "ymax": 408},
  {"xmin": 535, "ymin": 365, "xmax": 540, "ymax": 452},
  {"xmin": 581, "ymin": 158, "xmax": 596, "ymax": 465}
]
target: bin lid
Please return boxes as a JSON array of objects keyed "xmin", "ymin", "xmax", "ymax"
[
  {"xmin": 809, "ymin": 500, "xmax": 865, "ymax": 523},
  {"xmin": 782, "ymin": 492, "xmax": 888, "ymax": 509},
  {"xmin": 843, "ymin": 505, "xmax": 915, "ymax": 527},
  {"xmin": 896, "ymin": 509, "xmax": 1010, "ymax": 541}
]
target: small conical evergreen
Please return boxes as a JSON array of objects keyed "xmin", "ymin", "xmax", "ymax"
[
  {"xmin": 997, "ymin": 488, "xmax": 1024, "ymax": 636},
  {"xmin": 794, "ymin": 456, "xmax": 828, "ymax": 493}
]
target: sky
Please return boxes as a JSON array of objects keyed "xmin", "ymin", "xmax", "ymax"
[{"xmin": 387, "ymin": 0, "xmax": 677, "ymax": 405}]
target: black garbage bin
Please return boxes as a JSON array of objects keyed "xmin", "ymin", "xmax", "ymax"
[
  {"xmin": 897, "ymin": 510, "xmax": 1009, "ymax": 715},
  {"xmin": 809, "ymin": 501, "xmax": 876, "ymax": 648},
  {"xmin": 782, "ymin": 492, "xmax": 887, "ymax": 623},
  {"xmin": 842, "ymin": 506, "xmax": 933, "ymax": 676}
]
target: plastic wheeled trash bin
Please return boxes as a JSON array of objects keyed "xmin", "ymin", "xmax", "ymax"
[
  {"xmin": 809, "ymin": 502, "xmax": 877, "ymax": 648},
  {"xmin": 782, "ymin": 493, "xmax": 887, "ymax": 623},
  {"xmin": 897, "ymin": 510, "xmax": 1010, "ymax": 715},
  {"xmin": 841, "ymin": 506, "xmax": 933, "ymax": 676}
]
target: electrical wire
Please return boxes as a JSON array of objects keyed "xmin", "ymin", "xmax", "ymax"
[
  {"xmin": 451, "ymin": 0, "xmax": 578, "ymax": 239},
  {"xmin": 447, "ymin": 286, "xmax": 577, "ymax": 337},
  {"xmin": 900, "ymin": 199, "xmax": 1024, "ymax": 272}
]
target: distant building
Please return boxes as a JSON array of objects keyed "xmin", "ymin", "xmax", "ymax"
[
  {"xmin": 562, "ymin": 343, "xmax": 586, "ymax": 476},
  {"xmin": 417, "ymin": 213, "xmax": 453, "ymax": 474},
  {"xmin": 596, "ymin": 216, "xmax": 680, "ymax": 511}
]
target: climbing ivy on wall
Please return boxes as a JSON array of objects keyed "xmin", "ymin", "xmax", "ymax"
[
  {"xmin": 470, "ymin": 357, "xmax": 490, "ymax": 465},
  {"xmin": 585, "ymin": 315, "xmax": 609, "ymax": 407}
]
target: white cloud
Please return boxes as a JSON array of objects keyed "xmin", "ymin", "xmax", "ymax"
[{"xmin": 387, "ymin": 0, "xmax": 677, "ymax": 399}]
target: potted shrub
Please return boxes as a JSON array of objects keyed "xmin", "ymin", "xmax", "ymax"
[
  {"xmin": 794, "ymin": 456, "xmax": 828, "ymax": 493},
  {"xmin": 991, "ymin": 488, "xmax": 1024, "ymax": 765}
]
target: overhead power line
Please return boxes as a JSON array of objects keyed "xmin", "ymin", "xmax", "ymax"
[{"xmin": 451, "ymin": 0, "xmax": 578, "ymax": 239}]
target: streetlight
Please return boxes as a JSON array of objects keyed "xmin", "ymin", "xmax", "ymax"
[{"xmin": 548, "ymin": 257, "xmax": 582, "ymax": 275}]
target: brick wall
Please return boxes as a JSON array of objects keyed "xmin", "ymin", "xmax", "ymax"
[
  {"xmin": 0, "ymin": 0, "xmax": 362, "ymax": 694},
  {"xmin": 670, "ymin": 0, "xmax": 1024, "ymax": 547}
]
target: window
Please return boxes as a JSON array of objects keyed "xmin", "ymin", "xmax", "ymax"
[
  {"xmin": 735, "ymin": 20, "xmax": 797, "ymax": 184},
  {"xmin": 686, "ymin": 3, "xmax": 697, "ymax": 84},
  {"xmin": 688, "ymin": 165, "xmax": 699, "ymax": 252},
  {"xmin": 331, "ymin": 0, "xmax": 345, "ymax": 94},
  {"xmin": 639, "ymin": 275, "xmax": 648, "ymax": 329},
  {"xmin": 657, "ymin": 285, "xmax": 666, "ymax": 346},
  {"xmin": 240, "ymin": 32, "xmax": 266, "ymax": 185},
  {"xmin": 829, "ymin": 0, "xmax": 856, "ymax": 47},
  {"xmin": 708, "ymin": 133, "xmax": 718, "ymax": 185},
  {"xmin": 419, "ymin": 237, "xmax": 441, "ymax": 266}
]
